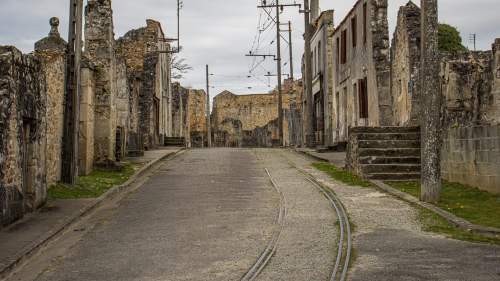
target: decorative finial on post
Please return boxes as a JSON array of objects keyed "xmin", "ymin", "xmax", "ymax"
[{"xmin": 49, "ymin": 17, "xmax": 60, "ymax": 37}]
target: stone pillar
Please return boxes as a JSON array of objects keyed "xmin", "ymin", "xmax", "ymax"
[
  {"xmin": 34, "ymin": 18, "xmax": 67, "ymax": 185},
  {"xmin": 420, "ymin": 0, "xmax": 442, "ymax": 203},
  {"xmin": 84, "ymin": 0, "xmax": 117, "ymax": 166}
]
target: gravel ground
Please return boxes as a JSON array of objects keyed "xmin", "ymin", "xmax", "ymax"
[
  {"xmin": 253, "ymin": 149, "xmax": 337, "ymax": 281},
  {"xmin": 285, "ymin": 150, "xmax": 500, "ymax": 281}
]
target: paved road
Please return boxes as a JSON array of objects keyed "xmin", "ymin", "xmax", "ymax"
[{"xmin": 8, "ymin": 149, "xmax": 337, "ymax": 281}]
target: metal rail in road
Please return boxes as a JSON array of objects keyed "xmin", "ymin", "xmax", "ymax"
[
  {"xmin": 240, "ymin": 168, "xmax": 287, "ymax": 281},
  {"xmin": 242, "ymin": 150, "xmax": 352, "ymax": 281},
  {"xmin": 286, "ymin": 158, "xmax": 352, "ymax": 281}
]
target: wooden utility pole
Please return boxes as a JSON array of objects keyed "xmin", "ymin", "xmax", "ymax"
[
  {"xmin": 206, "ymin": 65, "xmax": 212, "ymax": 148},
  {"xmin": 275, "ymin": 0, "xmax": 284, "ymax": 146},
  {"xmin": 302, "ymin": 0, "xmax": 314, "ymax": 147},
  {"xmin": 61, "ymin": 0, "xmax": 83, "ymax": 184},
  {"xmin": 280, "ymin": 21, "xmax": 294, "ymax": 81},
  {"xmin": 288, "ymin": 21, "xmax": 294, "ymax": 81},
  {"xmin": 420, "ymin": 0, "xmax": 442, "ymax": 203},
  {"xmin": 258, "ymin": 1, "xmax": 300, "ymax": 147}
]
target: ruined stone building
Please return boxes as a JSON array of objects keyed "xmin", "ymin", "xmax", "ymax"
[
  {"xmin": 212, "ymin": 79, "xmax": 301, "ymax": 147},
  {"xmin": 331, "ymin": 0, "xmax": 392, "ymax": 145},
  {"xmin": 115, "ymin": 19, "xmax": 173, "ymax": 153},
  {"xmin": 169, "ymin": 83, "xmax": 209, "ymax": 148},
  {"xmin": 310, "ymin": 10, "xmax": 335, "ymax": 147},
  {"xmin": 340, "ymin": 1, "xmax": 500, "ymax": 193},
  {"xmin": 388, "ymin": 2, "xmax": 500, "ymax": 193},
  {"xmin": 390, "ymin": 1, "xmax": 421, "ymax": 126},
  {"xmin": 1, "ymin": 0, "xmax": 181, "ymax": 227}
]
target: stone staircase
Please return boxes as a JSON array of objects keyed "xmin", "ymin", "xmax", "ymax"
[
  {"xmin": 164, "ymin": 137, "xmax": 186, "ymax": 147},
  {"xmin": 347, "ymin": 127, "xmax": 421, "ymax": 181}
]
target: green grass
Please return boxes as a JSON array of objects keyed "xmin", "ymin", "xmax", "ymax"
[
  {"xmin": 312, "ymin": 162, "xmax": 373, "ymax": 188},
  {"xmin": 386, "ymin": 181, "xmax": 500, "ymax": 230},
  {"xmin": 418, "ymin": 206, "xmax": 500, "ymax": 245},
  {"xmin": 48, "ymin": 163, "xmax": 141, "ymax": 199}
]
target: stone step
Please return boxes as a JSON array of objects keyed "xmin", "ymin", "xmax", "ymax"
[
  {"xmin": 358, "ymin": 140, "xmax": 420, "ymax": 149},
  {"xmin": 359, "ymin": 156, "xmax": 421, "ymax": 165},
  {"xmin": 366, "ymin": 172, "xmax": 421, "ymax": 181},
  {"xmin": 359, "ymin": 148, "xmax": 421, "ymax": 157},
  {"xmin": 361, "ymin": 164, "xmax": 421, "ymax": 174},
  {"xmin": 356, "ymin": 132, "xmax": 420, "ymax": 141},
  {"xmin": 350, "ymin": 126, "xmax": 420, "ymax": 134}
]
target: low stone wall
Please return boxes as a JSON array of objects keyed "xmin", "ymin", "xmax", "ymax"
[{"xmin": 442, "ymin": 125, "xmax": 500, "ymax": 194}]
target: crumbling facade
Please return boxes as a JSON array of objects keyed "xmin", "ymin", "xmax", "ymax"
[
  {"xmin": 84, "ymin": 0, "xmax": 119, "ymax": 166},
  {"xmin": 387, "ymin": 2, "xmax": 500, "ymax": 193},
  {"xmin": 0, "ymin": 46, "xmax": 47, "ymax": 226},
  {"xmin": 390, "ymin": 2, "xmax": 421, "ymax": 126},
  {"xmin": 212, "ymin": 79, "xmax": 301, "ymax": 147},
  {"xmin": 331, "ymin": 0, "xmax": 392, "ymax": 145},
  {"xmin": 187, "ymin": 89, "xmax": 207, "ymax": 147},
  {"xmin": 310, "ymin": 10, "xmax": 335, "ymax": 147}
]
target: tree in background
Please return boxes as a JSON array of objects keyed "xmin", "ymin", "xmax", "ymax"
[
  {"xmin": 438, "ymin": 23, "xmax": 467, "ymax": 53},
  {"xmin": 170, "ymin": 47, "xmax": 193, "ymax": 80}
]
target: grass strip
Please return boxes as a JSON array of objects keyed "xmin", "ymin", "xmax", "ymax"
[
  {"xmin": 386, "ymin": 181, "xmax": 500, "ymax": 230},
  {"xmin": 48, "ymin": 163, "xmax": 141, "ymax": 199},
  {"xmin": 312, "ymin": 162, "xmax": 373, "ymax": 188}
]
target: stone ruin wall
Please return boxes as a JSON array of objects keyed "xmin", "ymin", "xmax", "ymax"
[
  {"xmin": 213, "ymin": 91, "xmax": 278, "ymax": 132},
  {"xmin": 116, "ymin": 19, "xmax": 172, "ymax": 151},
  {"xmin": 85, "ymin": 0, "xmax": 118, "ymax": 165},
  {"xmin": 212, "ymin": 80, "xmax": 300, "ymax": 147},
  {"xmin": 389, "ymin": 3, "xmax": 500, "ymax": 193},
  {"xmin": 79, "ymin": 57, "xmax": 96, "ymax": 175},
  {"xmin": 171, "ymin": 83, "xmax": 189, "ymax": 138},
  {"xmin": 390, "ymin": 2, "xmax": 421, "ymax": 126},
  {"xmin": 0, "ymin": 46, "xmax": 47, "ymax": 226},
  {"xmin": 187, "ymin": 89, "xmax": 207, "ymax": 147}
]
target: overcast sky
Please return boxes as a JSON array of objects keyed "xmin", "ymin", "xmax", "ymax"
[{"xmin": 1, "ymin": 0, "xmax": 498, "ymax": 96}]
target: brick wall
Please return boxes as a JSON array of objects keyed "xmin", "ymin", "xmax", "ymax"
[{"xmin": 442, "ymin": 125, "xmax": 500, "ymax": 194}]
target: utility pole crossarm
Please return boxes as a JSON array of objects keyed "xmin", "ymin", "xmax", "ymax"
[{"xmin": 257, "ymin": 4, "xmax": 301, "ymax": 8}]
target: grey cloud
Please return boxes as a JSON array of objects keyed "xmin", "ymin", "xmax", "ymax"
[{"xmin": 0, "ymin": 0, "xmax": 498, "ymax": 95}]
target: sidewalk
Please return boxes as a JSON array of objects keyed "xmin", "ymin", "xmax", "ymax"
[
  {"xmin": 295, "ymin": 148, "xmax": 346, "ymax": 168},
  {"xmin": 0, "ymin": 147, "xmax": 182, "ymax": 278}
]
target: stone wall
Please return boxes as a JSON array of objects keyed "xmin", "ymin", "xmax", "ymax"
[
  {"xmin": 171, "ymin": 83, "xmax": 189, "ymax": 138},
  {"xmin": 79, "ymin": 57, "xmax": 96, "ymax": 175},
  {"xmin": 390, "ymin": 2, "xmax": 421, "ymax": 126},
  {"xmin": 212, "ymin": 79, "xmax": 301, "ymax": 147},
  {"xmin": 115, "ymin": 19, "xmax": 172, "ymax": 151},
  {"xmin": 0, "ymin": 46, "xmax": 47, "ymax": 227},
  {"xmin": 442, "ymin": 125, "xmax": 500, "ymax": 194},
  {"xmin": 85, "ymin": 0, "xmax": 118, "ymax": 165},
  {"xmin": 115, "ymin": 58, "xmax": 129, "ymax": 160},
  {"xmin": 187, "ymin": 89, "xmax": 207, "ymax": 147}
]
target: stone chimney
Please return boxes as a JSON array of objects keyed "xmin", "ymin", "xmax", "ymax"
[{"xmin": 310, "ymin": 0, "xmax": 320, "ymax": 23}]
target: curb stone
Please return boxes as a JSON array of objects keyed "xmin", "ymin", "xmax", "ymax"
[
  {"xmin": 370, "ymin": 180, "xmax": 500, "ymax": 238},
  {"xmin": 293, "ymin": 149, "xmax": 330, "ymax": 163},
  {"xmin": 0, "ymin": 148, "xmax": 186, "ymax": 279}
]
